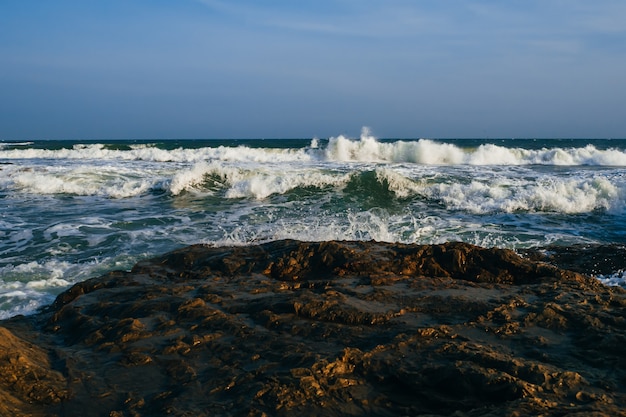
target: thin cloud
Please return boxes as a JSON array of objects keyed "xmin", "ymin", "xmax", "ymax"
[{"xmin": 193, "ymin": 0, "xmax": 453, "ymax": 38}]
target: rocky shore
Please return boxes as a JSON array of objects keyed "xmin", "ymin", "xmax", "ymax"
[{"xmin": 1, "ymin": 240, "xmax": 626, "ymax": 416}]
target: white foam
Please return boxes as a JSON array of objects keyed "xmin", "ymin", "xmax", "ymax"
[
  {"xmin": 216, "ymin": 208, "xmax": 398, "ymax": 244},
  {"xmin": 469, "ymin": 144, "xmax": 526, "ymax": 165},
  {"xmin": 224, "ymin": 169, "xmax": 351, "ymax": 200},
  {"xmin": 170, "ymin": 160, "xmax": 624, "ymax": 213},
  {"xmin": 4, "ymin": 137, "xmax": 626, "ymax": 203},
  {"xmin": 3, "ymin": 136, "xmax": 626, "ymax": 167},
  {"xmin": 5, "ymin": 164, "xmax": 159, "ymax": 198},
  {"xmin": 0, "ymin": 142, "xmax": 314, "ymax": 164},
  {"xmin": 427, "ymin": 176, "xmax": 622, "ymax": 214},
  {"xmin": 170, "ymin": 161, "xmax": 352, "ymax": 199},
  {"xmin": 324, "ymin": 129, "xmax": 388, "ymax": 162},
  {"xmin": 269, "ymin": 208, "xmax": 397, "ymax": 243},
  {"xmin": 596, "ymin": 271, "xmax": 626, "ymax": 287},
  {"xmin": 0, "ymin": 141, "xmax": 33, "ymax": 149},
  {"xmin": 0, "ymin": 297, "xmax": 47, "ymax": 320},
  {"xmin": 523, "ymin": 145, "xmax": 626, "ymax": 166},
  {"xmin": 170, "ymin": 162, "xmax": 218, "ymax": 195},
  {"xmin": 2, "ymin": 260, "xmax": 72, "ymax": 281},
  {"xmin": 0, "ymin": 261, "xmax": 74, "ymax": 319},
  {"xmin": 0, "ymin": 254, "xmax": 140, "ymax": 318},
  {"xmin": 323, "ymin": 133, "xmax": 626, "ymax": 166},
  {"xmin": 374, "ymin": 168, "xmax": 424, "ymax": 198},
  {"xmin": 209, "ymin": 206, "xmax": 531, "ymax": 248},
  {"xmin": 367, "ymin": 164, "xmax": 625, "ymax": 215},
  {"xmin": 519, "ymin": 177, "xmax": 620, "ymax": 213},
  {"xmin": 323, "ymin": 136, "xmax": 469, "ymax": 164},
  {"xmin": 169, "ymin": 161, "xmax": 244, "ymax": 195}
]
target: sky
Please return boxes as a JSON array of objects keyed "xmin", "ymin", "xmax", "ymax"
[{"xmin": 1, "ymin": 0, "xmax": 625, "ymax": 140}]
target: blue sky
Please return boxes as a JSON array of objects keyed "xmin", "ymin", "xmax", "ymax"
[{"xmin": 1, "ymin": 1, "xmax": 625, "ymax": 139}]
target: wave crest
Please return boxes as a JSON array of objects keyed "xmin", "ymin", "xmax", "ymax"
[
  {"xmin": 169, "ymin": 162, "xmax": 352, "ymax": 199},
  {"xmin": 323, "ymin": 133, "xmax": 626, "ymax": 166},
  {"xmin": 429, "ymin": 176, "xmax": 622, "ymax": 214}
]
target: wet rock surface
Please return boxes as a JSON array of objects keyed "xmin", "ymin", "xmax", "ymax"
[
  {"xmin": 521, "ymin": 243, "xmax": 626, "ymax": 276},
  {"xmin": 1, "ymin": 240, "xmax": 626, "ymax": 416}
]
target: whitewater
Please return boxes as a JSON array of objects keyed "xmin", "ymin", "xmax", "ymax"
[{"xmin": 2, "ymin": 130, "xmax": 626, "ymax": 318}]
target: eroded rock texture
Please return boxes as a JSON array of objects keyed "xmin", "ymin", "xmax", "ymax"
[{"xmin": 1, "ymin": 240, "xmax": 626, "ymax": 416}]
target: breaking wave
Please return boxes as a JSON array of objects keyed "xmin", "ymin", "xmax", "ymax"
[
  {"xmin": 0, "ymin": 142, "xmax": 315, "ymax": 164},
  {"xmin": 324, "ymin": 129, "xmax": 626, "ymax": 166},
  {"xmin": 169, "ymin": 161, "xmax": 351, "ymax": 199},
  {"xmin": 3, "ymin": 131, "xmax": 626, "ymax": 167},
  {"xmin": 169, "ymin": 162, "xmax": 624, "ymax": 214}
]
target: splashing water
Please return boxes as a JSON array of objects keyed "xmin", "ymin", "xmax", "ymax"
[{"xmin": 2, "ymin": 133, "xmax": 626, "ymax": 317}]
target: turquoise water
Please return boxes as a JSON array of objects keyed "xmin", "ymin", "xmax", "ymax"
[{"xmin": 2, "ymin": 132, "xmax": 626, "ymax": 318}]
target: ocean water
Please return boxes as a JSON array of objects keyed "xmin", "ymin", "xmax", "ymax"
[{"xmin": 2, "ymin": 129, "xmax": 626, "ymax": 318}]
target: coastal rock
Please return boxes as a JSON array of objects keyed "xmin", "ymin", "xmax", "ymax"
[
  {"xmin": 521, "ymin": 243, "xmax": 626, "ymax": 275},
  {"xmin": 0, "ymin": 327, "xmax": 68, "ymax": 416},
  {"xmin": 1, "ymin": 240, "xmax": 626, "ymax": 416}
]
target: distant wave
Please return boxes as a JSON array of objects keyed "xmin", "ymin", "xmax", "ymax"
[
  {"xmin": 3, "ymin": 135, "xmax": 626, "ymax": 166},
  {"xmin": 0, "ymin": 143, "xmax": 315, "ymax": 164},
  {"xmin": 324, "ymin": 131, "xmax": 626, "ymax": 166},
  {"xmin": 0, "ymin": 141, "xmax": 34, "ymax": 150}
]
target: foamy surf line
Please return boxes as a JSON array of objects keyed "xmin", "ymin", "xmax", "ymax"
[
  {"xmin": 0, "ymin": 254, "xmax": 145, "ymax": 320},
  {"xmin": 0, "ymin": 142, "xmax": 316, "ymax": 163},
  {"xmin": 3, "ymin": 134, "xmax": 626, "ymax": 166},
  {"xmin": 324, "ymin": 133, "xmax": 626, "ymax": 166},
  {"xmin": 168, "ymin": 165, "xmax": 624, "ymax": 214}
]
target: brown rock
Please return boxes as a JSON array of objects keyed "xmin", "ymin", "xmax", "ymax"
[
  {"xmin": 1, "ymin": 240, "xmax": 625, "ymax": 416},
  {"xmin": 0, "ymin": 326, "xmax": 68, "ymax": 417}
]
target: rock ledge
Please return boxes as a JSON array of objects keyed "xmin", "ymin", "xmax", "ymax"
[{"xmin": 1, "ymin": 240, "xmax": 625, "ymax": 416}]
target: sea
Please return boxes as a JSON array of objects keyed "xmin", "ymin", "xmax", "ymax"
[{"xmin": 2, "ymin": 129, "xmax": 626, "ymax": 319}]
